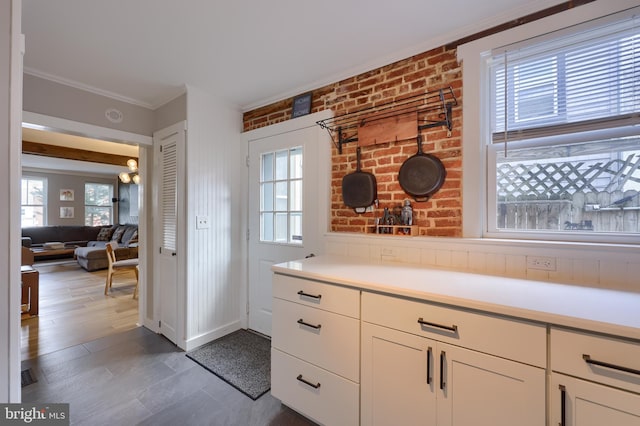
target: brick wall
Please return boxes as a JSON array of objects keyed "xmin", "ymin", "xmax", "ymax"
[{"xmin": 244, "ymin": 46, "xmax": 463, "ymax": 237}]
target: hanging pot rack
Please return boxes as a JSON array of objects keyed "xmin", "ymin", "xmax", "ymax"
[{"xmin": 317, "ymin": 86, "xmax": 457, "ymax": 154}]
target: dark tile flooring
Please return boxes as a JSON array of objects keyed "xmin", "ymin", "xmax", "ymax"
[{"xmin": 21, "ymin": 327, "xmax": 317, "ymax": 426}]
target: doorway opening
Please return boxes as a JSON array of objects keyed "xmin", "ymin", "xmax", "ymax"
[{"xmin": 20, "ymin": 126, "xmax": 143, "ymax": 363}]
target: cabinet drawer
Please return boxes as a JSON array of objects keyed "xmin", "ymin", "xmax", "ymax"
[
  {"xmin": 362, "ymin": 291, "xmax": 546, "ymax": 367},
  {"xmin": 551, "ymin": 327, "xmax": 640, "ymax": 394},
  {"xmin": 272, "ymin": 297, "xmax": 359, "ymax": 382},
  {"xmin": 273, "ymin": 273, "xmax": 360, "ymax": 318},
  {"xmin": 272, "ymin": 348, "xmax": 359, "ymax": 426}
]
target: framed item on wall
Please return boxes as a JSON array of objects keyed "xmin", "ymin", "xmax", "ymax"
[
  {"xmin": 292, "ymin": 92, "xmax": 312, "ymax": 118},
  {"xmin": 60, "ymin": 207, "xmax": 74, "ymax": 219},
  {"xmin": 60, "ymin": 189, "xmax": 74, "ymax": 201}
]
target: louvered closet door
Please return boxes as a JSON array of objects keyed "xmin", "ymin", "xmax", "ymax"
[{"xmin": 154, "ymin": 122, "xmax": 184, "ymax": 344}]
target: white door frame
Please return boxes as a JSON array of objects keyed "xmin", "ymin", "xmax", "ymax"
[
  {"xmin": 3, "ymin": 0, "xmax": 23, "ymax": 401},
  {"xmin": 239, "ymin": 110, "xmax": 333, "ymax": 329},
  {"xmin": 21, "ymin": 112, "xmax": 153, "ymax": 331}
]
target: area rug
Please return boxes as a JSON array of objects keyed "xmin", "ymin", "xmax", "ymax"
[{"xmin": 186, "ymin": 329, "xmax": 271, "ymax": 400}]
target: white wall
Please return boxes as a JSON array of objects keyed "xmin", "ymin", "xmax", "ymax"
[
  {"xmin": 0, "ymin": 0, "xmax": 22, "ymax": 402},
  {"xmin": 183, "ymin": 86, "xmax": 244, "ymax": 350}
]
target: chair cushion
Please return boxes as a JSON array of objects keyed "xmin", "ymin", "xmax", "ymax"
[{"xmin": 113, "ymin": 258, "xmax": 139, "ymax": 269}]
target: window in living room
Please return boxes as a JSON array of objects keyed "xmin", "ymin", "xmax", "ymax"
[
  {"xmin": 21, "ymin": 176, "xmax": 46, "ymax": 227},
  {"xmin": 85, "ymin": 182, "xmax": 113, "ymax": 226}
]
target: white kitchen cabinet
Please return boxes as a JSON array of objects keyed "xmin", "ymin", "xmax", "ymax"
[
  {"xmin": 361, "ymin": 322, "xmax": 436, "ymax": 426},
  {"xmin": 271, "ymin": 273, "xmax": 361, "ymax": 426},
  {"xmin": 550, "ymin": 327, "xmax": 640, "ymax": 426},
  {"xmin": 437, "ymin": 342, "xmax": 545, "ymax": 426},
  {"xmin": 551, "ymin": 373, "xmax": 640, "ymax": 426},
  {"xmin": 361, "ymin": 292, "xmax": 546, "ymax": 426}
]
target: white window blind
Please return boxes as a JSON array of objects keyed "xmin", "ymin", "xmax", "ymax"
[{"xmin": 491, "ymin": 10, "xmax": 640, "ymax": 144}]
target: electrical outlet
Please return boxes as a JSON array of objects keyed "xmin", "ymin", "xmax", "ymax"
[
  {"xmin": 196, "ymin": 215, "xmax": 209, "ymax": 229},
  {"xmin": 526, "ymin": 256, "xmax": 556, "ymax": 271},
  {"xmin": 381, "ymin": 247, "xmax": 397, "ymax": 257}
]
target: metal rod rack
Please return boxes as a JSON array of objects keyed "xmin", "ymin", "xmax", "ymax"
[{"xmin": 316, "ymin": 86, "xmax": 457, "ymax": 153}]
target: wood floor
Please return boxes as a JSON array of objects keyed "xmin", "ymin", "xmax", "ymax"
[
  {"xmin": 20, "ymin": 260, "xmax": 317, "ymax": 425},
  {"xmin": 21, "ymin": 260, "xmax": 139, "ymax": 361}
]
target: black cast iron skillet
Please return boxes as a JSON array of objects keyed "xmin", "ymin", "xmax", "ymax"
[
  {"xmin": 342, "ymin": 147, "xmax": 377, "ymax": 214},
  {"xmin": 398, "ymin": 135, "xmax": 446, "ymax": 202}
]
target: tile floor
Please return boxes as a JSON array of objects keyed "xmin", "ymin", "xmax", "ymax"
[{"xmin": 21, "ymin": 326, "xmax": 317, "ymax": 426}]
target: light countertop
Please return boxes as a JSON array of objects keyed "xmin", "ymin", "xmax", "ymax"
[{"xmin": 272, "ymin": 255, "xmax": 640, "ymax": 341}]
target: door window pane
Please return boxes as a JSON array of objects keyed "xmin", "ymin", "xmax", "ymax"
[
  {"xmin": 259, "ymin": 147, "xmax": 303, "ymax": 244},
  {"xmin": 261, "ymin": 182, "xmax": 274, "ymax": 211},
  {"xmin": 290, "ymin": 147, "xmax": 303, "ymax": 179},
  {"xmin": 290, "ymin": 180, "xmax": 302, "ymax": 211},
  {"xmin": 275, "ymin": 151, "xmax": 288, "ymax": 180},
  {"xmin": 275, "ymin": 182, "xmax": 288, "ymax": 211},
  {"xmin": 290, "ymin": 212, "xmax": 302, "ymax": 242},
  {"xmin": 275, "ymin": 213, "xmax": 288, "ymax": 242},
  {"xmin": 262, "ymin": 152, "xmax": 274, "ymax": 181},
  {"xmin": 261, "ymin": 212, "xmax": 274, "ymax": 241}
]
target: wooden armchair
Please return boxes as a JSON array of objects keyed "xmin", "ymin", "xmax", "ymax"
[
  {"xmin": 21, "ymin": 247, "xmax": 38, "ymax": 317},
  {"xmin": 105, "ymin": 242, "xmax": 139, "ymax": 298},
  {"xmin": 21, "ymin": 246, "xmax": 34, "ymax": 266}
]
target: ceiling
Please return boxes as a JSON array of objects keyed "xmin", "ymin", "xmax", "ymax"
[
  {"xmin": 21, "ymin": 128, "xmax": 138, "ymax": 177},
  {"xmin": 21, "ymin": 0, "xmax": 567, "ymax": 112}
]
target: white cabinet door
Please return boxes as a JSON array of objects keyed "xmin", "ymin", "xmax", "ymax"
[
  {"xmin": 361, "ymin": 322, "xmax": 437, "ymax": 426},
  {"xmin": 362, "ymin": 322, "xmax": 546, "ymax": 426},
  {"xmin": 552, "ymin": 373, "xmax": 640, "ymax": 426},
  {"xmin": 437, "ymin": 342, "xmax": 546, "ymax": 426}
]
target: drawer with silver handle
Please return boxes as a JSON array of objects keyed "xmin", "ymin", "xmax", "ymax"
[
  {"xmin": 551, "ymin": 326, "xmax": 640, "ymax": 393},
  {"xmin": 362, "ymin": 291, "xmax": 546, "ymax": 367},
  {"xmin": 273, "ymin": 273, "xmax": 360, "ymax": 318},
  {"xmin": 271, "ymin": 348, "xmax": 359, "ymax": 426},
  {"xmin": 272, "ymin": 297, "xmax": 359, "ymax": 382}
]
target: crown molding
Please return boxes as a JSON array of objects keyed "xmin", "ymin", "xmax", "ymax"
[{"xmin": 24, "ymin": 67, "xmax": 156, "ymax": 110}]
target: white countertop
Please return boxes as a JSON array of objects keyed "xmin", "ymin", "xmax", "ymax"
[{"xmin": 272, "ymin": 255, "xmax": 640, "ymax": 341}]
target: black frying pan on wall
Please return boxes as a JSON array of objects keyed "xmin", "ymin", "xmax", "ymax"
[
  {"xmin": 342, "ymin": 147, "xmax": 377, "ymax": 214},
  {"xmin": 398, "ymin": 135, "xmax": 446, "ymax": 202}
]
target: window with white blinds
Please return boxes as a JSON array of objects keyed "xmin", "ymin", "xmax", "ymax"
[
  {"xmin": 491, "ymin": 13, "xmax": 639, "ymax": 143},
  {"xmin": 485, "ymin": 7, "xmax": 640, "ymax": 242}
]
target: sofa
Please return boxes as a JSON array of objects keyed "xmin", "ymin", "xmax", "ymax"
[
  {"xmin": 74, "ymin": 224, "xmax": 139, "ymax": 271},
  {"xmin": 21, "ymin": 225, "xmax": 105, "ymax": 248},
  {"xmin": 21, "ymin": 225, "xmax": 106, "ymax": 261}
]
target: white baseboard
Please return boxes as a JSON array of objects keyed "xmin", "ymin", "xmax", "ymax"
[{"xmin": 183, "ymin": 320, "xmax": 243, "ymax": 352}]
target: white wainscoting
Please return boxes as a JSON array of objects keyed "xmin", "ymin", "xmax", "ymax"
[{"xmin": 323, "ymin": 233, "xmax": 640, "ymax": 293}]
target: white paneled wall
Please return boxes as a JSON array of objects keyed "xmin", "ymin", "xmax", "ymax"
[
  {"xmin": 184, "ymin": 87, "xmax": 244, "ymax": 350},
  {"xmin": 324, "ymin": 233, "xmax": 640, "ymax": 293}
]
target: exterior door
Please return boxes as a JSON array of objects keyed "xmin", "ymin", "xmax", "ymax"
[
  {"xmin": 153, "ymin": 122, "xmax": 184, "ymax": 344},
  {"xmin": 247, "ymin": 123, "xmax": 324, "ymax": 337}
]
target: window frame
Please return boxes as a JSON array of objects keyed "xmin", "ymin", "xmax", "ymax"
[
  {"xmin": 259, "ymin": 146, "xmax": 304, "ymax": 245},
  {"xmin": 458, "ymin": 1, "xmax": 640, "ymax": 245},
  {"xmin": 84, "ymin": 182, "xmax": 114, "ymax": 226},
  {"xmin": 21, "ymin": 176, "xmax": 47, "ymax": 227}
]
